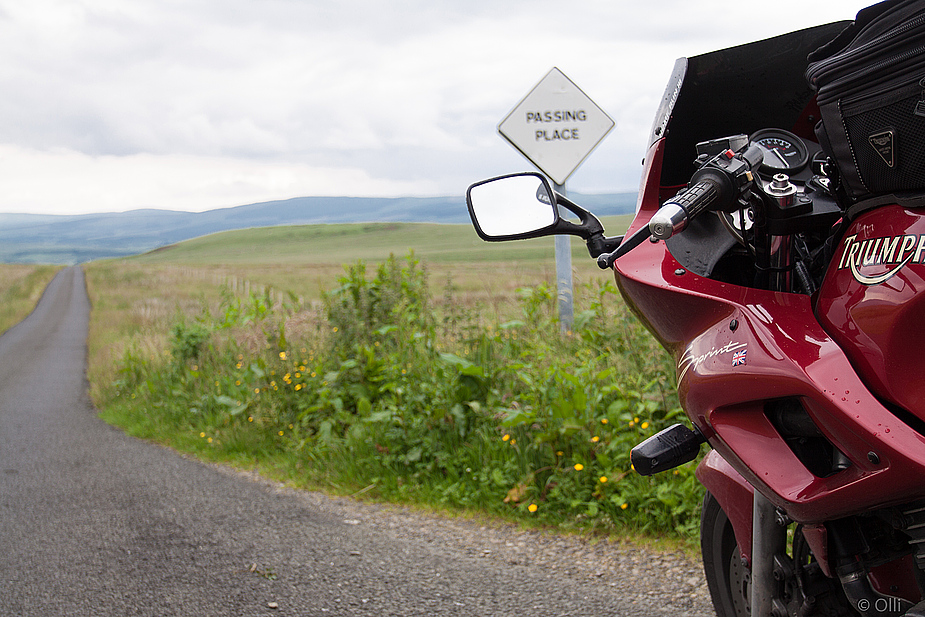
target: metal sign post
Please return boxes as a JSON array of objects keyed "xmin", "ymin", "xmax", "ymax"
[{"xmin": 497, "ymin": 67, "xmax": 614, "ymax": 332}]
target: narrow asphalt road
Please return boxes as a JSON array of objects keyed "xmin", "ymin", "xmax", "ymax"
[{"xmin": 0, "ymin": 266, "xmax": 714, "ymax": 616}]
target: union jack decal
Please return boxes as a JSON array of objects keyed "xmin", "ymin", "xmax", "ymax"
[{"xmin": 732, "ymin": 349, "xmax": 747, "ymax": 366}]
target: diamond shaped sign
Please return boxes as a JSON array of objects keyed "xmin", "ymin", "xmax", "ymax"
[{"xmin": 498, "ymin": 67, "xmax": 614, "ymax": 185}]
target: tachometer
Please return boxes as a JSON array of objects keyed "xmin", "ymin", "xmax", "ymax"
[{"xmin": 751, "ymin": 128, "xmax": 809, "ymax": 174}]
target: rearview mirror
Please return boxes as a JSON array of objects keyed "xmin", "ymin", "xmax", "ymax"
[{"xmin": 466, "ymin": 172, "xmax": 558, "ymax": 241}]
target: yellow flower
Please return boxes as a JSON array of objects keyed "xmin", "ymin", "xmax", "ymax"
[
  {"xmin": 207, "ymin": 437, "xmax": 213, "ymax": 444},
  {"xmin": 248, "ymin": 416, "xmax": 254, "ymax": 422},
  {"xmin": 556, "ymin": 451, "xmax": 564, "ymax": 457},
  {"xmin": 254, "ymin": 388, "xmax": 260, "ymax": 394},
  {"xmin": 600, "ymin": 476, "xmax": 608, "ymax": 483},
  {"xmin": 279, "ymin": 351, "xmax": 287, "ymax": 360},
  {"xmin": 641, "ymin": 422, "xmax": 650, "ymax": 429},
  {"xmin": 199, "ymin": 432, "xmax": 205, "ymax": 438},
  {"xmin": 528, "ymin": 504, "xmax": 538, "ymax": 513},
  {"xmin": 634, "ymin": 417, "xmax": 640, "ymax": 423},
  {"xmin": 235, "ymin": 380, "xmax": 241, "ymax": 386},
  {"xmin": 295, "ymin": 384, "xmax": 303, "ymax": 391},
  {"xmin": 333, "ymin": 327, "xmax": 338, "ymax": 333},
  {"xmin": 574, "ymin": 463, "xmax": 584, "ymax": 471},
  {"xmin": 591, "ymin": 436, "xmax": 600, "ymax": 443},
  {"xmin": 621, "ymin": 502, "xmax": 628, "ymax": 510},
  {"xmin": 601, "ymin": 418, "xmax": 608, "ymax": 424},
  {"xmin": 278, "ymin": 430, "xmax": 284, "ymax": 436},
  {"xmin": 510, "ymin": 439, "xmax": 516, "ymax": 445},
  {"xmin": 289, "ymin": 424, "xmax": 294, "ymax": 430},
  {"xmin": 502, "ymin": 434, "xmax": 510, "ymax": 442}
]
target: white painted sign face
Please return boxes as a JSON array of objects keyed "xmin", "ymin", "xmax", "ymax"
[{"xmin": 498, "ymin": 67, "xmax": 614, "ymax": 185}]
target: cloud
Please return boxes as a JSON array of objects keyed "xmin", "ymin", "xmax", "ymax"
[{"xmin": 0, "ymin": 0, "xmax": 873, "ymax": 214}]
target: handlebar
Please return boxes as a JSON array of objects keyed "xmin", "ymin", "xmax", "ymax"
[
  {"xmin": 597, "ymin": 141, "xmax": 763, "ymax": 269},
  {"xmin": 649, "ymin": 178, "xmax": 722, "ymax": 240},
  {"xmin": 649, "ymin": 143, "xmax": 763, "ymax": 241}
]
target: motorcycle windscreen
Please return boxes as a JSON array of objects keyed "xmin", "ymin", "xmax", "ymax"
[{"xmin": 653, "ymin": 21, "xmax": 850, "ymax": 189}]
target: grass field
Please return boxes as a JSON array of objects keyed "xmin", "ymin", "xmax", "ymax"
[
  {"xmin": 76, "ymin": 215, "xmax": 702, "ymax": 546},
  {"xmin": 0, "ymin": 265, "xmax": 63, "ymax": 335},
  {"xmin": 84, "ymin": 217, "xmax": 634, "ymax": 401}
]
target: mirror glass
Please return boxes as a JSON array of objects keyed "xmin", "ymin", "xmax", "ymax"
[{"xmin": 467, "ymin": 174, "xmax": 557, "ymax": 238}]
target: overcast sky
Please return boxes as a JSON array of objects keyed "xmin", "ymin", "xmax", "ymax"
[{"xmin": 0, "ymin": 0, "xmax": 873, "ymax": 215}]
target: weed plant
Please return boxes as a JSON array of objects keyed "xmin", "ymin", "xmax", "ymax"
[{"xmin": 100, "ymin": 253, "xmax": 704, "ymax": 541}]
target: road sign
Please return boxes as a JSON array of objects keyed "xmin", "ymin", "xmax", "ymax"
[{"xmin": 498, "ymin": 67, "xmax": 614, "ymax": 185}]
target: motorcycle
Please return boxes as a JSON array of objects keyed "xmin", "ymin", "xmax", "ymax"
[{"xmin": 465, "ymin": 3, "xmax": 925, "ymax": 616}]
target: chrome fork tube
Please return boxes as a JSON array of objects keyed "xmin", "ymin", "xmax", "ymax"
[{"xmin": 751, "ymin": 491, "xmax": 787, "ymax": 617}]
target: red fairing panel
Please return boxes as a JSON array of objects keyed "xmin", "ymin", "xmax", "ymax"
[
  {"xmin": 615, "ymin": 140, "xmax": 925, "ymax": 523},
  {"xmin": 816, "ymin": 205, "xmax": 925, "ymax": 421}
]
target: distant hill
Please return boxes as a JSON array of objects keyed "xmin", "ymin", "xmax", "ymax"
[{"xmin": 0, "ymin": 192, "xmax": 636, "ymax": 264}]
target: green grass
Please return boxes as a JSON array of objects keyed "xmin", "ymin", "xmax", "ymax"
[
  {"xmin": 0, "ymin": 265, "xmax": 63, "ymax": 334},
  {"xmin": 83, "ymin": 217, "xmax": 705, "ymax": 547},
  {"xmin": 132, "ymin": 217, "xmax": 633, "ymax": 266}
]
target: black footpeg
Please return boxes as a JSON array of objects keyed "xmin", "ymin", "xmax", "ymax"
[{"xmin": 631, "ymin": 423, "xmax": 705, "ymax": 476}]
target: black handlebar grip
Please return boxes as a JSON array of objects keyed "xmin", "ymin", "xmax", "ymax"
[{"xmin": 669, "ymin": 177, "xmax": 721, "ymax": 219}]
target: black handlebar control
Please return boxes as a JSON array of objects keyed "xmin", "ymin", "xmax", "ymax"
[{"xmin": 649, "ymin": 143, "xmax": 763, "ymax": 241}]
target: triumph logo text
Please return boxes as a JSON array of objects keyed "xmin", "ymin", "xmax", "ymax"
[{"xmin": 837, "ymin": 232, "xmax": 925, "ymax": 285}]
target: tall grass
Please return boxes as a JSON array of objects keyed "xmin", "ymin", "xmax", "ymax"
[
  {"xmin": 0, "ymin": 265, "xmax": 63, "ymax": 334},
  {"xmin": 91, "ymin": 253, "xmax": 704, "ymax": 541}
]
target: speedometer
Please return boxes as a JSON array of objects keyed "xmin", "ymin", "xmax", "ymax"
[{"xmin": 751, "ymin": 129, "xmax": 809, "ymax": 174}]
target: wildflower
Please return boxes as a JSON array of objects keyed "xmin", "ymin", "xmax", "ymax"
[
  {"xmin": 556, "ymin": 451, "xmax": 564, "ymax": 457},
  {"xmin": 333, "ymin": 327, "xmax": 338, "ymax": 333},
  {"xmin": 254, "ymin": 388, "xmax": 260, "ymax": 394},
  {"xmin": 510, "ymin": 439, "xmax": 516, "ymax": 445},
  {"xmin": 207, "ymin": 437, "xmax": 213, "ymax": 444},
  {"xmin": 289, "ymin": 424, "xmax": 294, "ymax": 430},
  {"xmin": 235, "ymin": 380, "xmax": 241, "ymax": 386},
  {"xmin": 621, "ymin": 502, "xmax": 628, "ymax": 510},
  {"xmin": 502, "ymin": 434, "xmax": 510, "ymax": 442},
  {"xmin": 236, "ymin": 362, "xmax": 243, "ymax": 369},
  {"xmin": 634, "ymin": 416, "xmax": 640, "ymax": 423},
  {"xmin": 528, "ymin": 504, "xmax": 538, "ymax": 513},
  {"xmin": 199, "ymin": 432, "xmax": 206, "ymax": 438},
  {"xmin": 601, "ymin": 418, "xmax": 608, "ymax": 424},
  {"xmin": 278, "ymin": 430, "xmax": 284, "ymax": 436},
  {"xmin": 591, "ymin": 436, "xmax": 600, "ymax": 443},
  {"xmin": 295, "ymin": 384, "xmax": 303, "ymax": 391},
  {"xmin": 628, "ymin": 420, "xmax": 635, "ymax": 427},
  {"xmin": 641, "ymin": 422, "xmax": 650, "ymax": 429},
  {"xmin": 279, "ymin": 351, "xmax": 287, "ymax": 360},
  {"xmin": 600, "ymin": 476, "xmax": 608, "ymax": 483},
  {"xmin": 574, "ymin": 463, "xmax": 584, "ymax": 471},
  {"xmin": 248, "ymin": 416, "xmax": 254, "ymax": 422}
]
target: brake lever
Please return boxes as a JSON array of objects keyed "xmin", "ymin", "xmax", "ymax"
[{"xmin": 597, "ymin": 225, "xmax": 652, "ymax": 269}]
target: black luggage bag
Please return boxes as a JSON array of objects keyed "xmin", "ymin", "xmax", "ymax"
[{"xmin": 806, "ymin": 0, "xmax": 925, "ymax": 201}]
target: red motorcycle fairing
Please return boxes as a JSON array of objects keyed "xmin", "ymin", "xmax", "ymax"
[
  {"xmin": 816, "ymin": 204, "xmax": 925, "ymax": 421},
  {"xmin": 616, "ymin": 138, "xmax": 925, "ymax": 524}
]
